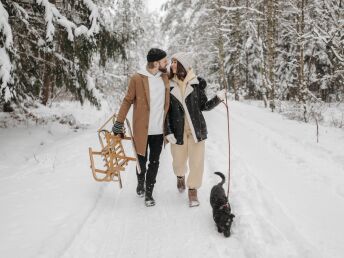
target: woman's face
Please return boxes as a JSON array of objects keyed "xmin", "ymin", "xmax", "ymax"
[{"xmin": 171, "ymin": 59, "xmax": 178, "ymax": 74}]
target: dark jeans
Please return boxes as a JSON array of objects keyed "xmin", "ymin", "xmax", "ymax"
[{"xmin": 136, "ymin": 134, "xmax": 164, "ymax": 193}]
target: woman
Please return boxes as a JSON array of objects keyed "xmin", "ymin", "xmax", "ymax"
[{"xmin": 165, "ymin": 52, "xmax": 226, "ymax": 207}]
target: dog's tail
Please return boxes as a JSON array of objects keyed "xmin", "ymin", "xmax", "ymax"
[{"xmin": 214, "ymin": 172, "xmax": 225, "ymax": 186}]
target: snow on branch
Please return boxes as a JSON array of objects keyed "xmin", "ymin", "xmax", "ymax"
[
  {"xmin": 0, "ymin": 2, "xmax": 14, "ymax": 102},
  {"xmin": 36, "ymin": 0, "xmax": 76, "ymax": 41},
  {"xmin": 221, "ymin": 6, "xmax": 263, "ymax": 16},
  {"xmin": 86, "ymin": 74, "xmax": 101, "ymax": 100},
  {"xmin": 36, "ymin": 0, "xmax": 100, "ymax": 42},
  {"xmin": 330, "ymin": 46, "xmax": 344, "ymax": 63},
  {"xmin": 0, "ymin": 2, "xmax": 13, "ymax": 48},
  {"xmin": 82, "ymin": 0, "xmax": 100, "ymax": 37},
  {"xmin": 13, "ymin": 2, "xmax": 29, "ymax": 24},
  {"xmin": 0, "ymin": 48, "xmax": 13, "ymax": 101}
]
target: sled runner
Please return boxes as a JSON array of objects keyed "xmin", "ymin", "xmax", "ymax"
[{"xmin": 88, "ymin": 114, "xmax": 137, "ymax": 188}]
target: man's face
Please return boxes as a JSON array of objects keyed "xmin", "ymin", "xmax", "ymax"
[{"xmin": 158, "ymin": 57, "xmax": 168, "ymax": 72}]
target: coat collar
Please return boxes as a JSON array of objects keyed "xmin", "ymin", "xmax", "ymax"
[
  {"xmin": 184, "ymin": 69, "xmax": 198, "ymax": 84},
  {"xmin": 188, "ymin": 77, "xmax": 199, "ymax": 85},
  {"xmin": 171, "ymin": 69, "xmax": 199, "ymax": 102},
  {"xmin": 170, "ymin": 85, "xmax": 183, "ymax": 104},
  {"xmin": 162, "ymin": 73, "xmax": 170, "ymax": 113},
  {"xmin": 142, "ymin": 76, "xmax": 150, "ymax": 107}
]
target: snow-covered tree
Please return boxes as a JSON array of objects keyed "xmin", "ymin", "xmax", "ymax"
[
  {"xmin": 0, "ymin": 0, "xmax": 127, "ymax": 110},
  {"xmin": 0, "ymin": 1, "xmax": 14, "ymax": 105},
  {"xmin": 161, "ymin": 0, "xmax": 193, "ymax": 56}
]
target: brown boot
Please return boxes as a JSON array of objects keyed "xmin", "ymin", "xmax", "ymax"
[
  {"xmin": 177, "ymin": 176, "xmax": 186, "ymax": 192},
  {"xmin": 188, "ymin": 189, "xmax": 200, "ymax": 207}
]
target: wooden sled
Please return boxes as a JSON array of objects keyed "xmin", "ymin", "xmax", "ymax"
[{"xmin": 88, "ymin": 114, "xmax": 138, "ymax": 188}]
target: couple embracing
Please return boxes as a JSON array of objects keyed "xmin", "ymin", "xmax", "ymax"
[{"xmin": 113, "ymin": 48, "xmax": 226, "ymax": 207}]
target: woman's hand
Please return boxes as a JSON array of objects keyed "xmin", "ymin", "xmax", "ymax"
[
  {"xmin": 216, "ymin": 89, "xmax": 227, "ymax": 101},
  {"xmin": 166, "ymin": 134, "xmax": 177, "ymax": 144}
]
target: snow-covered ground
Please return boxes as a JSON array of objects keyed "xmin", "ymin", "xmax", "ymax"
[
  {"xmin": 243, "ymin": 99, "xmax": 344, "ymax": 129},
  {"xmin": 1, "ymin": 101, "xmax": 344, "ymax": 258}
]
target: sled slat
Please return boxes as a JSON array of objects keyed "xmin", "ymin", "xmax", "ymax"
[{"xmin": 88, "ymin": 114, "xmax": 137, "ymax": 188}]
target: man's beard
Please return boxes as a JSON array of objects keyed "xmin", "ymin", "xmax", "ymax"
[{"xmin": 159, "ymin": 66, "xmax": 167, "ymax": 73}]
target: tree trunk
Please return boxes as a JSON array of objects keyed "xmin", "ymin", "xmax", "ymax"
[
  {"xmin": 233, "ymin": 4, "xmax": 240, "ymax": 101},
  {"xmin": 41, "ymin": 56, "xmax": 51, "ymax": 106},
  {"xmin": 267, "ymin": 0, "xmax": 276, "ymax": 111},
  {"xmin": 258, "ymin": 1, "xmax": 268, "ymax": 107},
  {"xmin": 41, "ymin": 0, "xmax": 56, "ymax": 106},
  {"xmin": 245, "ymin": 0, "xmax": 249, "ymax": 97},
  {"xmin": 297, "ymin": 0, "xmax": 306, "ymax": 105},
  {"xmin": 217, "ymin": 0, "xmax": 229, "ymax": 91}
]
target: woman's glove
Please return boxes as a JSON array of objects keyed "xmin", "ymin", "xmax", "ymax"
[
  {"xmin": 166, "ymin": 134, "xmax": 177, "ymax": 144},
  {"xmin": 216, "ymin": 89, "xmax": 227, "ymax": 101}
]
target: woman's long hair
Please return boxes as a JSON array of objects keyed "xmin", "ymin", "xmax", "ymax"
[{"xmin": 169, "ymin": 59, "xmax": 187, "ymax": 81}]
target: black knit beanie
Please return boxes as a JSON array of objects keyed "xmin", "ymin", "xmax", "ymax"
[{"xmin": 147, "ymin": 48, "xmax": 167, "ymax": 62}]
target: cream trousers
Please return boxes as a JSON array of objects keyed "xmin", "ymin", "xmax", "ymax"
[{"xmin": 170, "ymin": 129, "xmax": 205, "ymax": 189}]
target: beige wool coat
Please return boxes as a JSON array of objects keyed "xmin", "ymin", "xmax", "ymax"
[{"xmin": 116, "ymin": 72, "xmax": 170, "ymax": 156}]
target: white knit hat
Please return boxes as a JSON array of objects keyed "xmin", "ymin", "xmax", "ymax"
[{"xmin": 171, "ymin": 52, "xmax": 193, "ymax": 70}]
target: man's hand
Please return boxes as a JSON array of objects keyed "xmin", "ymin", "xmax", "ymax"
[
  {"xmin": 112, "ymin": 121, "xmax": 124, "ymax": 137},
  {"xmin": 166, "ymin": 134, "xmax": 177, "ymax": 144}
]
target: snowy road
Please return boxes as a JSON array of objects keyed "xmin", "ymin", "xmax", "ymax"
[{"xmin": 1, "ymin": 101, "xmax": 344, "ymax": 258}]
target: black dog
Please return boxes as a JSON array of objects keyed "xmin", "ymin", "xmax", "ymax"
[{"xmin": 210, "ymin": 172, "xmax": 235, "ymax": 237}]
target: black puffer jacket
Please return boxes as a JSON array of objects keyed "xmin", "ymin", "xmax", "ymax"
[{"xmin": 165, "ymin": 77, "xmax": 221, "ymax": 145}]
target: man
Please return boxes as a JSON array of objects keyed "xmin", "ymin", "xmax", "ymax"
[{"xmin": 112, "ymin": 48, "xmax": 169, "ymax": 207}]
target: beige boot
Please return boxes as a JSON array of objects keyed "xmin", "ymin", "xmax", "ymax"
[
  {"xmin": 188, "ymin": 189, "xmax": 200, "ymax": 207},
  {"xmin": 177, "ymin": 176, "xmax": 186, "ymax": 192}
]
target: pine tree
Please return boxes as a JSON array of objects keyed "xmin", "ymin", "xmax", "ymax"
[{"xmin": 0, "ymin": 0, "xmax": 127, "ymax": 110}]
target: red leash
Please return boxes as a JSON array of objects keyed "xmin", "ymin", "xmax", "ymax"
[{"xmin": 221, "ymin": 91, "xmax": 231, "ymax": 199}]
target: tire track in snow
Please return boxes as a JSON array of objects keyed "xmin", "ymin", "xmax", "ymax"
[
  {"xmin": 204, "ymin": 107, "xmax": 321, "ymax": 258},
  {"xmin": 59, "ymin": 182, "xmax": 127, "ymax": 258},
  {"xmin": 232, "ymin": 154, "xmax": 319, "ymax": 258},
  {"xmin": 233, "ymin": 104, "xmax": 344, "ymax": 174},
  {"xmin": 34, "ymin": 183, "xmax": 107, "ymax": 257},
  {"xmin": 59, "ymin": 145, "xmax": 232, "ymax": 258},
  {"xmin": 230, "ymin": 107, "xmax": 344, "ymax": 200},
  {"xmin": 31, "ymin": 128, "xmax": 121, "ymax": 258}
]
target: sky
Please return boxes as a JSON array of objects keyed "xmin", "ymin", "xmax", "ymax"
[{"xmin": 146, "ymin": 0, "xmax": 168, "ymax": 12}]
